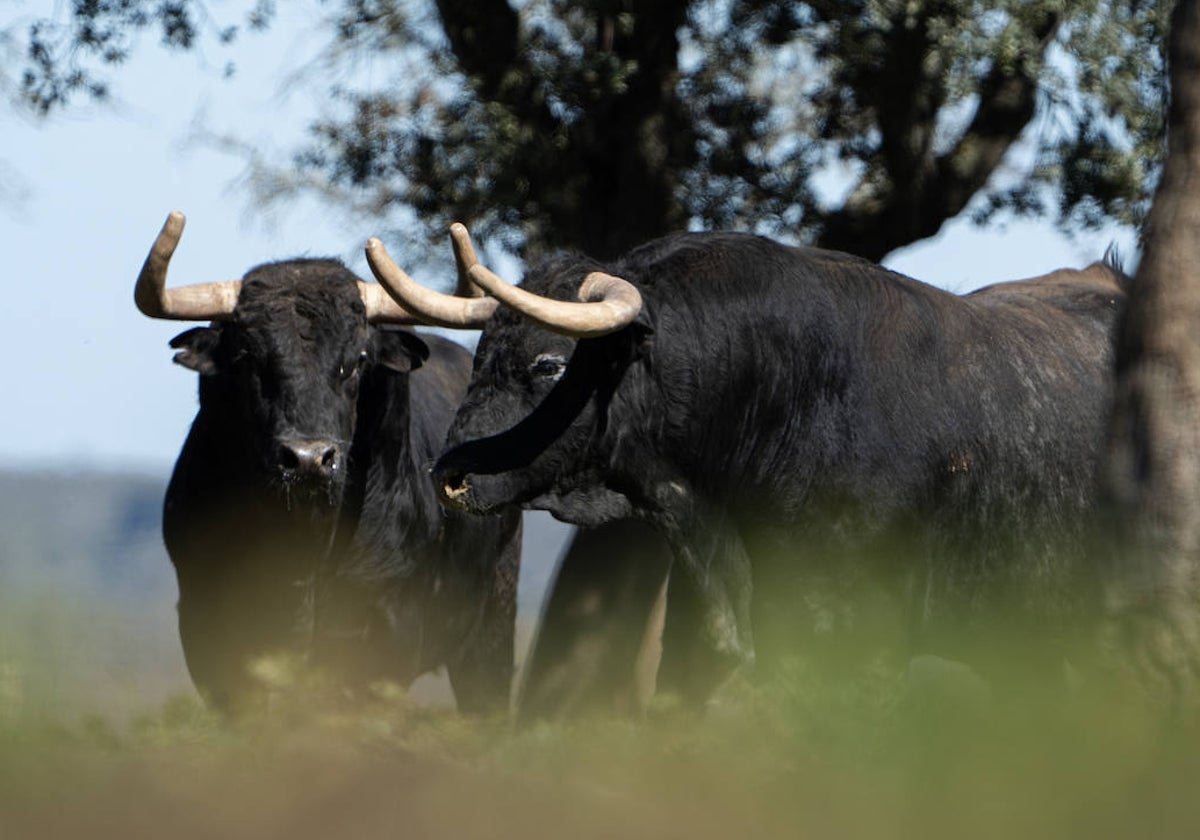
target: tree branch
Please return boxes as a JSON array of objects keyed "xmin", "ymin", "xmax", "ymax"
[
  {"xmin": 817, "ymin": 9, "xmax": 1061, "ymax": 261},
  {"xmin": 433, "ymin": 0, "xmax": 526, "ymax": 103},
  {"xmin": 930, "ymin": 11, "xmax": 1061, "ymax": 225}
]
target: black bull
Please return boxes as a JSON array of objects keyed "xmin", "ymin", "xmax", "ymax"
[
  {"xmin": 142, "ymin": 235, "xmax": 521, "ymax": 713},
  {"xmin": 432, "ymin": 232, "xmax": 1127, "ymax": 702}
]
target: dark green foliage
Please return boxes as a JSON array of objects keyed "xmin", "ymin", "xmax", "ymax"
[
  {"xmin": 13, "ymin": 1, "xmax": 1165, "ymax": 260},
  {"xmin": 299, "ymin": 0, "xmax": 1167, "ymax": 260},
  {"xmin": 17, "ymin": 0, "xmax": 275, "ymax": 114}
]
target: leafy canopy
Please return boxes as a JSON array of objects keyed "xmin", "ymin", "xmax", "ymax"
[{"xmin": 15, "ymin": 0, "xmax": 1167, "ymax": 260}]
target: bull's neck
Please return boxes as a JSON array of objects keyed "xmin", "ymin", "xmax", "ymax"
[
  {"xmin": 336, "ymin": 369, "xmax": 440, "ymax": 574},
  {"xmin": 350, "ymin": 371, "xmax": 414, "ymax": 481},
  {"xmin": 643, "ymin": 269, "xmax": 945, "ymax": 507}
]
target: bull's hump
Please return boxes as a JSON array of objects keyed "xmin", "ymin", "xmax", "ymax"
[{"xmin": 963, "ymin": 264, "xmax": 1127, "ymax": 319}]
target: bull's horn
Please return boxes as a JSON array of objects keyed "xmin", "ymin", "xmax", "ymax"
[
  {"xmin": 355, "ymin": 282, "xmax": 428, "ymax": 325},
  {"xmin": 366, "ymin": 237, "xmax": 499, "ymax": 328},
  {"xmin": 134, "ymin": 211, "xmax": 242, "ymax": 321},
  {"xmin": 451, "ymin": 222, "xmax": 641, "ymax": 337},
  {"xmin": 138, "ymin": 212, "xmax": 426, "ymax": 325},
  {"xmin": 464, "ymin": 263, "xmax": 642, "ymax": 339},
  {"xmin": 449, "ymin": 223, "xmax": 488, "ymax": 299}
]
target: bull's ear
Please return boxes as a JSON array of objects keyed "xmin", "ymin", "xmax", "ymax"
[
  {"xmin": 375, "ymin": 329, "xmax": 430, "ymax": 373},
  {"xmin": 168, "ymin": 327, "xmax": 220, "ymax": 375},
  {"xmin": 628, "ymin": 308, "xmax": 655, "ymax": 358}
]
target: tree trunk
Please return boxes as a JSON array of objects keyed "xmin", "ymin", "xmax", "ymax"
[{"xmin": 1105, "ymin": 0, "xmax": 1200, "ymax": 709}]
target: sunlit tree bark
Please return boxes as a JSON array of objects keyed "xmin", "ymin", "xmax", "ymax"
[{"xmin": 1105, "ymin": 0, "xmax": 1200, "ymax": 711}]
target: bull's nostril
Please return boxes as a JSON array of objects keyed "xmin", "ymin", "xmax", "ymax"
[
  {"xmin": 279, "ymin": 446, "xmax": 301, "ymax": 471},
  {"xmin": 280, "ymin": 440, "xmax": 340, "ymax": 479}
]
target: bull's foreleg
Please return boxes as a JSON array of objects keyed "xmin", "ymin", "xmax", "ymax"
[
  {"xmin": 676, "ymin": 528, "xmax": 755, "ymax": 663},
  {"xmin": 447, "ymin": 636, "xmax": 514, "ymax": 715},
  {"xmin": 653, "ymin": 498, "xmax": 755, "ymax": 703},
  {"xmin": 446, "ymin": 513, "xmax": 523, "ymax": 715}
]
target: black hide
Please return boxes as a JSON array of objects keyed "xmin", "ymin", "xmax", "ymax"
[
  {"xmin": 435, "ymin": 233, "xmax": 1126, "ymax": 702},
  {"xmin": 163, "ymin": 259, "xmax": 520, "ymax": 713}
]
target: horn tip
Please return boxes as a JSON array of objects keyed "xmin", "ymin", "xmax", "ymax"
[{"xmin": 450, "ymin": 224, "xmax": 474, "ymax": 250}]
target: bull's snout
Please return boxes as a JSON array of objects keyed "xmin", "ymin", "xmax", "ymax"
[
  {"xmin": 278, "ymin": 439, "xmax": 342, "ymax": 483},
  {"xmin": 431, "ymin": 456, "xmax": 473, "ymax": 510},
  {"xmin": 434, "ymin": 469, "xmax": 472, "ymax": 510}
]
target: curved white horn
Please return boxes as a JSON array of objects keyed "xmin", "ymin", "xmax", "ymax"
[
  {"xmin": 134, "ymin": 211, "xmax": 241, "ymax": 321},
  {"xmin": 356, "ymin": 281, "xmax": 428, "ymax": 325},
  {"xmin": 465, "ymin": 262, "xmax": 643, "ymax": 338},
  {"xmin": 365, "ymin": 237, "xmax": 498, "ymax": 328},
  {"xmin": 449, "ymin": 223, "xmax": 488, "ymax": 299}
]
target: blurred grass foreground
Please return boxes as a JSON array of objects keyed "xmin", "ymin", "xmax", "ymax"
[
  {"xmin": 3, "ymin": 656, "xmax": 1200, "ymax": 840},
  {"xmin": 3, "ymin": 469, "xmax": 1200, "ymax": 839}
]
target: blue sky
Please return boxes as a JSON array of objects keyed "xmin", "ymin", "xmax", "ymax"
[{"xmin": 0, "ymin": 2, "xmax": 1139, "ymax": 474}]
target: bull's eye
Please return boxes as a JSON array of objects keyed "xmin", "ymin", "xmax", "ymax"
[
  {"xmin": 530, "ymin": 353, "xmax": 567, "ymax": 382},
  {"xmin": 339, "ymin": 351, "xmax": 368, "ymax": 381}
]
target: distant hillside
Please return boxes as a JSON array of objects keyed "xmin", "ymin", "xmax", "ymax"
[
  {"xmin": 0, "ymin": 469, "xmax": 573, "ymax": 721},
  {"xmin": 0, "ymin": 470, "xmax": 173, "ymax": 599},
  {"xmin": 0, "ymin": 470, "xmax": 185, "ymax": 719}
]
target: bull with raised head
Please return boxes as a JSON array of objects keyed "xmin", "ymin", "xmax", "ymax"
[
  {"xmin": 135, "ymin": 212, "xmax": 520, "ymax": 714},
  {"xmin": 366, "ymin": 226, "xmax": 1126, "ymax": 704}
]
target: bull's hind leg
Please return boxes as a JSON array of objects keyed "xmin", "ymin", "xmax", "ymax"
[{"xmin": 516, "ymin": 520, "xmax": 673, "ymax": 723}]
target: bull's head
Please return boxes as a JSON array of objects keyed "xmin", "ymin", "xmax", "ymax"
[
  {"xmin": 365, "ymin": 225, "xmax": 649, "ymax": 524},
  {"xmin": 135, "ymin": 212, "xmax": 448, "ymax": 503}
]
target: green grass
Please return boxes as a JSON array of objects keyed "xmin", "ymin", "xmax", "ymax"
[
  {"xmin": 2, "ymin": 636, "xmax": 1199, "ymax": 840},
  {"xmin": 10, "ymin": 470, "xmax": 1188, "ymax": 836}
]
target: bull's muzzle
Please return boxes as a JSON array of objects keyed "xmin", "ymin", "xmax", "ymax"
[
  {"xmin": 278, "ymin": 438, "xmax": 342, "ymax": 484},
  {"xmin": 436, "ymin": 472, "xmax": 472, "ymax": 510}
]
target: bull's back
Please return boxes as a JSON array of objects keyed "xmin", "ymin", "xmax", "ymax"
[
  {"xmin": 954, "ymin": 265, "xmax": 1124, "ymax": 440},
  {"xmin": 965, "ymin": 263, "xmax": 1126, "ymax": 327}
]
